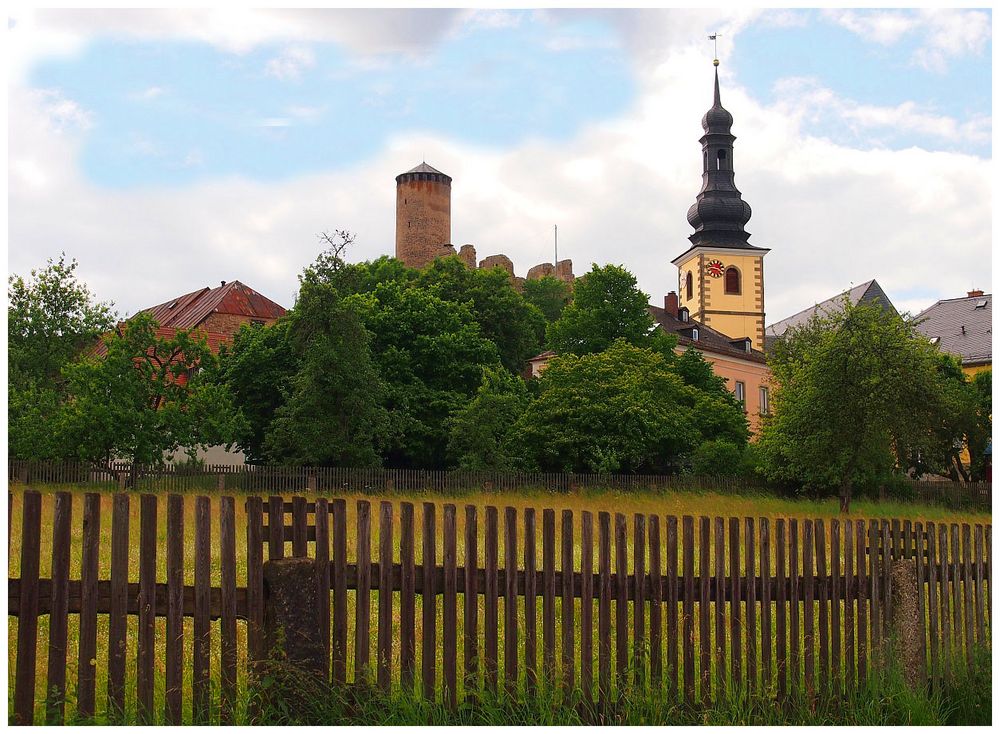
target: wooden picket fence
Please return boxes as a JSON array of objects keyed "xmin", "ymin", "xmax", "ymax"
[
  {"xmin": 6, "ymin": 459, "xmax": 993, "ymax": 510},
  {"xmin": 8, "ymin": 490, "xmax": 992, "ymax": 724}
]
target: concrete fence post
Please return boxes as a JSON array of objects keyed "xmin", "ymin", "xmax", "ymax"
[
  {"xmin": 890, "ymin": 557, "xmax": 922, "ymax": 690},
  {"xmin": 259, "ymin": 557, "xmax": 327, "ymax": 716}
]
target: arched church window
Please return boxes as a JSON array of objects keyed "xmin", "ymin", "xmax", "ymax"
[
  {"xmin": 724, "ymin": 266, "xmax": 741, "ymax": 295},
  {"xmin": 717, "ymin": 149, "xmax": 727, "ymax": 170},
  {"xmin": 685, "ymin": 271, "xmax": 693, "ymax": 301}
]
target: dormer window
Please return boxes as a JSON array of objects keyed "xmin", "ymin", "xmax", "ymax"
[
  {"xmin": 679, "ymin": 307, "xmax": 689, "ymax": 323},
  {"xmin": 691, "ymin": 327, "xmax": 699, "ymax": 341},
  {"xmin": 745, "ymin": 339, "xmax": 752, "ymax": 353},
  {"xmin": 975, "ymin": 299, "xmax": 988, "ymax": 309}
]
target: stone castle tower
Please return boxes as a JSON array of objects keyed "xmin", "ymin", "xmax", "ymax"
[
  {"xmin": 395, "ymin": 162, "xmax": 454, "ymax": 269},
  {"xmin": 671, "ymin": 61, "xmax": 769, "ymax": 350},
  {"xmin": 393, "ymin": 161, "xmax": 575, "ymax": 285}
]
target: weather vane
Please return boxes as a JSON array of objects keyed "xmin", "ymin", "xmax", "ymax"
[{"xmin": 708, "ymin": 32, "xmax": 721, "ymax": 66}]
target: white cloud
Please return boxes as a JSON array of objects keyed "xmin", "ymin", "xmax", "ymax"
[
  {"xmin": 823, "ymin": 9, "xmax": 919, "ymax": 45},
  {"xmin": 6, "ymin": 10, "xmax": 992, "ymax": 328},
  {"xmin": 823, "ymin": 8, "xmax": 990, "ymax": 72},
  {"xmin": 772, "ymin": 77, "xmax": 992, "ymax": 146},
  {"xmin": 130, "ymin": 85, "xmax": 164, "ymax": 101},
  {"xmin": 911, "ymin": 8, "xmax": 991, "ymax": 73},
  {"xmin": 264, "ymin": 46, "xmax": 315, "ymax": 81}
]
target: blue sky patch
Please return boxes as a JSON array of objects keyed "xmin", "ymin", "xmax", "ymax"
[{"xmin": 30, "ymin": 17, "xmax": 634, "ymax": 188}]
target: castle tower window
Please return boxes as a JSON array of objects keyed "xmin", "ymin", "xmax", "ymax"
[
  {"xmin": 717, "ymin": 150, "xmax": 726, "ymax": 170},
  {"xmin": 685, "ymin": 271, "xmax": 693, "ymax": 301},
  {"xmin": 724, "ymin": 266, "xmax": 741, "ymax": 295}
]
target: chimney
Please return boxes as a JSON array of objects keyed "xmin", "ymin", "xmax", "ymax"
[
  {"xmin": 221, "ymin": 280, "xmax": 227, "ymax": 287},
  {"xmin": 968, "ymin": 289, "xmax": 984, "ymax": 298},
  {"xmin": 664, "ymin": 291, "xmax": 679, "ymax": 317}
]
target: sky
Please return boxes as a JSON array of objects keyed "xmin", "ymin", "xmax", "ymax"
[{"xmin": 7, "ymin": 8, "xmax": 993, "ymax": 322}]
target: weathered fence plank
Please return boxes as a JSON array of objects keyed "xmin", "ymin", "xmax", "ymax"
[
  {"xmin": 420, "ymin": 502, "xmax": 434, "ymax": 698},
  {"xmin": 485, "ymin": 506, "xmax": 499, "ymax": 692},
  {"xmin": 76, "ymin": 493, "xmax": 101, "ymax": 720},
  {"xmin": 193, "ymin": 496, "xmax": 211, "ymax": 724},
  {"xmin": 14, "ymin": 491, "xmax": 41, "ymax": 725},
  {"xmin": 463, "ymin": 504, "xmax": 477, "ymax": 697},
  {"xmin": 524, "ymin": 508, "xmax": 537, "ymax": 693},
  {"xmin": 379, "ymin": 501, "xmax": 395, "ymax": 693},
  {"xmin": 137, "ymin": 494, "xmax": 157, "ymax": 724},
  {"xmin": 682, "ymin": 515, "xmax": 695, "ymax": 706},
  {"xmin": 45, "ymin": 492, "xmax": 72, "ymax": 725},
  {"xmin": 504, "ymin": 506, "xmax": 518, "ymax": 696},
  {"xmin": 220, "ymin": 496, "xmax": 238, "ymax": 723},
  {"xmin": 648, "ymin": 515, "xmax": 662, "ymax": 692},
  {"xmin": 563, "ymin": 510, "xmax": 576, "ymax": 691},
  {"xmin": 699, "ymin": 516, "xmax": 711, "ymax": 704},
  {"xmin": 165, "ymin": 494, "xmax": 184, "ymax": 725}
]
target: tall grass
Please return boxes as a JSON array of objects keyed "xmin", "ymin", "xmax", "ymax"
[{"xmin": 52, "ymin": 644, "xmax": 990, "ymax": 726}]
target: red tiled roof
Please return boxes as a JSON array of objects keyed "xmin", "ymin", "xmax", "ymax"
[{"xmin": 143, "ymin": 280, "xmax": 286, "ymax": 330}]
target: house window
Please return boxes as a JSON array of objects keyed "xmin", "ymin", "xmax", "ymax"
[
  {"xmin": 691, "ymin": 327, "xmax": 699, "ymax": 341},
  {"xmin": 735, "ymin": 381, "xmax": 746, "ymax": 405},
  {"xmin": 759, "ymin": 386, "xmax": 770, "ymax": 415},
  {"xmin": 725, "ymin": 266, "xmax": 741, "ymax": 295},
  {"xmin": 685, "ymin": 271, "xmax": 693, "ymax": 301}
]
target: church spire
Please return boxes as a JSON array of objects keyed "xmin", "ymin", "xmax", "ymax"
[{"xmin": 685, "ymin": 61, "xmax": 754, "ymax": 248}]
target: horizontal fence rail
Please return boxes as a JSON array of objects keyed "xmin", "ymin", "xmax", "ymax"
[
  {"xmin": 7, "ymin": 490, "xmax": 992, "ymax": 724},
  {"xmin": 7, "ymin": 460, "xmax": 992, "ymax": 510}
]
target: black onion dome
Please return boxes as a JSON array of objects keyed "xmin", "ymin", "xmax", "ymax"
[
  {"xmin": 685, "ymin": 64, "xmax": 755, "ymax": 248},
  {"xmin": 701, "ymin": 69, "xmax": 733, "ymax": 133}
]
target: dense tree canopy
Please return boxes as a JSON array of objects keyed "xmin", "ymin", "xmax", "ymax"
[
  {"xmin": 546, "ymin": 264, "xmax": 675, "ymax": 357},
  {"xmin": 447, "ymin": 366, "xmax": 531, "ymax": 470},
  {"xmin": 59, "ymin": 313, "xmax": 245, "ymax": 471},
  {"xmin": 417, "ymin": 257, "xmax": 546, "ymax": 372},
  {"xmin": 758, "ymin": 298, "xmax": 944, "ymax": 511},
  {"xmin": 523, "ymin": 275, "xmax": 572, "ymax": 323},
  {"xmin": 514, "ymin": 340, "xmax": 747, "ymax": 473},
  {"xmin": 9, "ymin": 254, "xmax": 117, "ymax": 460}
]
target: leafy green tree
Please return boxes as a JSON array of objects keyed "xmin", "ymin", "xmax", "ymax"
[
  {"xmin": 514, "ymin": 340, "xmax": 745, "ymax": 473},
  {"xmin": 8, "ymin": 253, "xmax": 116, "ymax": 385},
  {"xmin": 8, "ymin": 254, "xmax": 117, "ymax": 460},
  {"xmin": 215, "ymin": 320, "xmax": 299, "ymax": 463},
  {"xmin": 263, "ymin": 302, "xmax": 389, "ymax": 467},
  {"xmin": 546, "ymin": 264, "xmax": 674, "ymax": 357},
  {"xmin": 523, "ymin": 275, "xmax": 572, "ymax": 322},
  {"xmin": 348, "ymin": 281, "xmax": 501, "ymax": 468},
  {"xmin": 967, "ymin": 369, "xmax": 992, "ymax": 480},
  {"xmin": 758, "ymin": 298, "xmax": 941, "ymax": 512},
  {"xmin": 58, "ymin": 313, "xmax": 245, "ymax": 476},
  {"xmin": 418, "ymin": 256, "xmax": 546, "ymax": 372},
  {"xmin": 691, "ymin": 439, "xmax": 746, "ymax": 476},
  {"xmin": 447, "ymin": 366, "xmax": 531, "ymax": 470}
]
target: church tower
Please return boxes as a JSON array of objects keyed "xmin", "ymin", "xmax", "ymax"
[{"xmin": 672, "ymin": 61, "xmax": 769, "ymax": 350}]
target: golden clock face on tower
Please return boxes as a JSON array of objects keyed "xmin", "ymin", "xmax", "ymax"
[{"xmin": 706, "ymin": 259, "xmax": 725, "ymax": 278}]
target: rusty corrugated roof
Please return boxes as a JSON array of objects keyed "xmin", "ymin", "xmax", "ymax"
[{"xmin": 142, "ymin": 280, "xmax": 286, "ymax": 329}]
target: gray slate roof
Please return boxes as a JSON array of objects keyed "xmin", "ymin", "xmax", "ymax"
[
  {"xmin": 914, "ymin": 294, "xmax": 992, "ymax": 366},
  {"xmin": 649, "ymin": 305, "xmax": 767, "ymax": 364},
  {"xmin": 404, "ymin": 162, "xmax": 446, "ymax": 176},
  {"xmin": 764, "ymin": 279, "xmax": 896, "ymax": 350}
]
